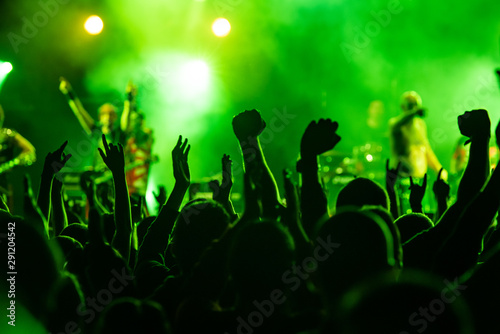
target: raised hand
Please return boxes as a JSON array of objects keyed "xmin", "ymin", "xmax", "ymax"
[
  {"xmin": 153, "ymin": 185, "xmax": 167, "ymax": 206},
  {"xmin": 210, "ymin": 154, "xmax": 233, "ymax": 204},
  {"xmin": 172, "ymin": 135, "xmax": 190, "ymax": 188},
  {"xmin": 300, "ymin": 119, "xmax": 341, "ymax": 158},
  {"xmin": 42, "ymin": 140, "xmax": 72, "ymax": 177},
  {"xmin": 98, "ymin": 135, "xmax": 125, "ymax": 174},
  {"xmin": 232, "ymin": 109, "xmax": 266, "ymax": 142},
  {"xmin": 458, "ymin": 109, "xmax": 490, "ymax": 145},
  {"xmin": 386, "ymin": 160, "xmax": 401, "ymax": 190},
  {"xmin": 433, "ymin": 168, "xmax": 450, "ymax": 200},
  {"xmin": 409, "ymin": 174, "xmax": 427, "ymax": 213}
]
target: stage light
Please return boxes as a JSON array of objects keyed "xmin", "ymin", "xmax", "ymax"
[
  {"xmin": 180, "ymin": 60, "xmax": 210, "ymax": 90},
  {"xmin": 0, "ymin": 62, "xmax": 13, "ymax": 75},
  {"xmin": 84, "ymin": 15, "xmax": 104, "ymax": 35},
  {"xmin": 212, "ymin": 18, "xmax": 231, "ymax": 37}
]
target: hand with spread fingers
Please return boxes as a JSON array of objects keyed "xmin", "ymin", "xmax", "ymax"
[
  {"xmin": 409, "ymin": 174, "xmax": 427, "ymax": 213},
  {"xmin": 42, "ymin": 140, "xmax": 72, "ymax": 177},
  {"xmin": 172, "ymin": 135, "xmax": 191, "ymax": 189},
  {"xmin": 433, "ymin": 168, "xmax": 450, "ymax": 201},
  {"xmin": 153, "ymin": 185, "xmax": 167, "ymax": 206},
  {"xmin": 386, "ymin": 160, "xmax": 401, "ymax": 190},
  {"xmin": 98, "ymin": 134, "xmax": 125, "ymax": 174}
]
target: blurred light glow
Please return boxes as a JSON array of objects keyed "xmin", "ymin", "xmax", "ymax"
[
  {"xmin": 84, "ymin": 15, "xmax": 104, "ymax": 35},
  {"xmin": 0, "ymin": 62, "xmax": 13, "ymax": 75},
  {"xmin": 366, "ymin": 154, "xmax": 373, "ymax": 162},
  {"xmin": 179, "ymin": 60, "xmax": 210, "ymax": 93},
  {"xmin": 212, "ymin": 18, "xmax": 231, "ymax": 37}
]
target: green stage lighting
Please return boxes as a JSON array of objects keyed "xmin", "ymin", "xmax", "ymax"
[{"xmin": 0, "ymin": 62, "xmax": 13, "ymax": 75}]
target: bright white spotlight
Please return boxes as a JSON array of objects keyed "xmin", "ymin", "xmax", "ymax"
[
  {"xmin": 178, "ymin": 60, "xmax": 210, "ymax": 95},
  {"xmin": 212, "ymin": 18, "xmax": 231, "ymax": 37},
  {"xmin": 0, "ymin": 62, "xmax": 13, "ymax": 75},
  {"xmin": 84, "ymin": 15, "xmax": 104, "ymax": 35}
]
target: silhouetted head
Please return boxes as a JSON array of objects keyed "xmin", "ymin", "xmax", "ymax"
[
  {"xmin": 229, "ymin": 220, "xmax": 295, "ymax": 299},
  {"xmin": 98, "ymin": 103, "xmax": 117, "ymax": 129},
  {"xmin": 96, "ymin": 298, "xmax": 170, "ymax": 334},
  {"xmin": 314, "ymin": 209, "xmax": 396, "ymax": 306},
  {"xmin": 361, "ymin": 206, "xmax": 403, "ymax": 269},
  {"xmin": 395, "ymin": 213, "xmax": 434, "ymax": 244},
  {"xmin": 170, "ymin": 199, "xmax": 230, "ymax": 272},
  {"xmin": 335, "ymin": 178, "xmax": 389, "ymax": 211},
  {"xmin": 60, "ymin": 223, "xmax": 89, "ymax": 246},
  {"xmin": 336, "ymin": 270, "xmax": 474, "ymax": 334},
  {"xmin": 52, "ymin": 235, "xmax": 83, "ymax": 262},
  {"xmin": 0, "ymin": 213, "xmax": 63, "ymax": 323},
  {"xmin": 400, "ymin": 91, "xmax": 422, "ymax": 113}
]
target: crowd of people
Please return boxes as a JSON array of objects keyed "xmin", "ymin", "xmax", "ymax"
[{"xmin": 2, "ymin": 78, "xmax": 500, "ymax": 334}]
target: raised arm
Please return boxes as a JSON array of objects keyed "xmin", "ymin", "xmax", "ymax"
[
  {"xmin": 435, "ymin": 144, "xmax": 500, "ymax": 277},
  {"xmin": 98, "ymin": 135, "xmax": 132, "ymax": 263},
  {"xmin": 389, "ymin": 109, "xmax": 423, "ymax": 134},
  {"xmin": 59, "ymin": 77, "xmax": 95, "ymax": 135},
  {"xmin": 24, "ymin": 174, "xmax": 48, "ymax": 239},
  {"xmin": 409, "ymin": 174, "xmax": 427, "ymax": 214},
  {"xmin": 137, "ymin": 136, "xmax": 190, "ymax": 265},
  {"xmin": 456, "ymin": 109, "xmax": 490, "ymax": 204},
  {"xmin": 298, "ymin": 118, "xmax": 341, "ymax": 236},
  {"xmin": 403, "ymin": 110, "xmax": 491, "ymax": 271},
  {"xmin": 283, "ymin": 169, "xmax": 310, "ymax": 259},
  {"xmin": 232, "ymin": 109, "xmax": 280, "ymax": 218},
  {"xmin": 432, "ymin": 168, "xmax": 450, "ymax": 222},
  {"xmin": 50, "ymin": 178, "xmax": 68, "ymax": 236},
  {"xmin": 37, "ymin": 141, "xmax": 72, "ymax": 230},
  {"xmin": 210, "ymin": 154, "xmax": 237, "ymax": 220}
]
